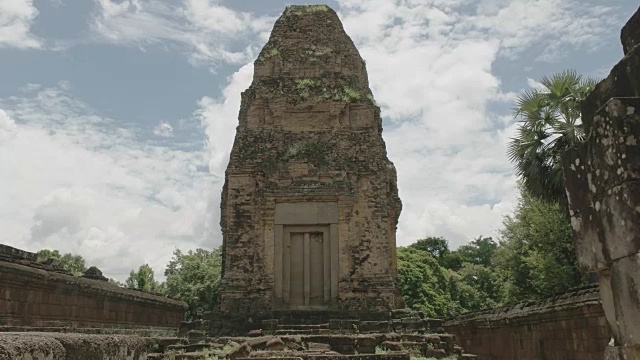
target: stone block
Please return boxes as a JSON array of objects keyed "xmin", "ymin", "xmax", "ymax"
[
  {"xmin": 609, "ymin": 253, "xmax": 640, "ymax": 347},
  {"xmin": 571, "ymin": 207, "xmax": 610, "ymax": 270},
  {"xmin": 0, "ymin": 334, "xmax": 66, "ymax": 360},
  {"xmin": 622, "ymin": 6, "xmax": 640, "ymax": 55},
  {"xmin": 605, "ymin": 345, "xmax": 640, "ymax": 360},
  {"xmin": 598, "ymin": 180, "xmax": 640, "ymax": 260}
]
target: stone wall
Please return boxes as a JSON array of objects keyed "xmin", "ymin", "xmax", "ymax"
[
  {"xmin": 445, "ymin": 286, "xmax": 611, "ymax": 360},
  {"xmin": 0, "ymin": 244, "xmax": 186, "ymax": 335},
  {"xmin": 561, "ymin": 5, "xmax": 640, "ymax": 359},
  {"xmin": 0, "ymin": 333, "xmax": 149, "ymax": 360}
]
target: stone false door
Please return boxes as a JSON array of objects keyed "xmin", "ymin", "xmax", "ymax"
[{"xmin": 274, "ymin": 202, "xmax": 339, "ymax": 308}]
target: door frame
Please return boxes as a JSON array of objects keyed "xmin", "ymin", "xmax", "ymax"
[{"xmin": 273, "ymin": 202, "xmax": 339, "ymax": 308}]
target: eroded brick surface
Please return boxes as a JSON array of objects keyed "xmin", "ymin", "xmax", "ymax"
[
  {"xmin": 445, "ymin": 286, "xmax": 610, "ymax": 360},
  {"xmin": 218, "ymin": 5, "xmax": 402, "ymax": 318}
]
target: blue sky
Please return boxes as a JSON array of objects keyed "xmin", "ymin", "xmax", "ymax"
[{"xmin": 0, "ymin": 0, "xmax": 636, "ymax": 280}]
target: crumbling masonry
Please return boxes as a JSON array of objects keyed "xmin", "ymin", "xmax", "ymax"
[
  {"xmin": 562, "ymin": 6, "xmax": 640, "ymax": 360},
  {"xmin": 218, "ymin": 4, "xmax": 403, "ymax": 316}
]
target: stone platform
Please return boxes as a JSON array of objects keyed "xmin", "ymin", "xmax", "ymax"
[{"xmin": 172, "ymin": 309, "xmax": 476, "ymax": 359}]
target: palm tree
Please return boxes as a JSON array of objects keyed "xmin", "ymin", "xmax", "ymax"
[{"xmin": 507, "ymin": 70, "xmax": 599, "ymax": 205}]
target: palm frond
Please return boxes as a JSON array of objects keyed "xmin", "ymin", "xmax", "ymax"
[{"xmin": 508, "ymin": 69, "xmax": 596, "ymax": 204}]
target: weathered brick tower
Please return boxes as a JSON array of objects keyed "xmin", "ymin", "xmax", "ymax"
[{"xmin": 218, "ymin": 5, "xmax": 403, "ymax": 317}]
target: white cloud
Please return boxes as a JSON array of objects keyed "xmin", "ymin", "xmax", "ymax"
[
  {"xmin": 153, "ymin": 121, "xmax": 174, "ymax": 137},
  {"xmin": 0, "ymin": 84, "xmax": 219, "ymax": 280},
  {"xmin": 0, "ymin": 0, "xmax": 41, "ymax": 49},
  {"xmin": 0, "ymin": 108, "xmax": 17, "ymax": 141},
  {"xmin": 182, "ymin": 0, "xmax": 619, "ymax": 249},
  {"xmin": 1, "ymin": 0, "xmax": 626, "ymax": 280},
  {"xmin": 195, "ymin": 63, "xmax": 253, "ymax": 177},
  {"xmin": 92, "ymin": 0, "xmax": 274, "ymax": 66},
  {"xmin": 326, "ymin": 0, "xmax": 620, "ymax": 247},
  {"xmin": 527, "ymin": 77, "xmax": 546, "ymax": 91}
]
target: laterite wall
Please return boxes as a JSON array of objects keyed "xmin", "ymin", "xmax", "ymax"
[
  {"xmin": 0, "ymin": 244, "xmax": 186, "ymax": 333},
  {"xmin": 445, "ymin": 286, "xmax": 611, "ymax": 360}
]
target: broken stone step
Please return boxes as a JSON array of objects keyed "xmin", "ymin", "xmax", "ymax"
[
  {"xmin": 237, "ymin": 358, "xmax": 302, "ymax": 360},
  {"xmin": 148, "ymin": 353, "xmax": 212, "ymax": 360},
  {"xmin": 380, "ymin": 341, "xmax": 432, "ymax": 351},
  {"xmin": 213, "ymin": 336, "xmax": 251, "ymax": 345},
  {"xmin": 424, "ymin": 349, "xmax": 447, "ymax": 358},
  {"xmin": 275, "ymin": 329, "xmax": 330, "ymax": 335},
  {"xmin": 248, "ymin": 350, "xmax": 333, "ymax": 357},
  {"xmin": 151, "ymin": 337, "xmax": 189, "ymax": 352},
  {"xmin": 277, "ymin": 323, "xmax": 330, "ymax": 330},
  {"xmin": 167, "ymin": 343, "xmax": 224, "ymax": 352},
  {"xmin": 306, "ymin": 353, "xmax": 410, "ymax": 360},
  {"xmin": 397, "ymin": 334, "xmax": 441, "ymax": 343}
]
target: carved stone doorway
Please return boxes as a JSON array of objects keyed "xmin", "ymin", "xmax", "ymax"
[{"xmin": 274, "ymin": 202, "xmax": 338, "ymax": 309}]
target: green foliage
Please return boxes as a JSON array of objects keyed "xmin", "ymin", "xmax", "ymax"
[
  {"xmin": 451, "ymin": 263, "xmax": 503, "ymax": 309},
  {"xmin": 108, "ymin": 278, "xmax": 123, "ymax": 286},
  {"xmin": 508, "ymin": 69, "xmax": 599, "ymax": 204},
  {"xmin": 125, "ymin": 264, "xmax": 164, "ymax": 293},
  {"xmin": 295, "ymin": 79, "xmax": 321, "ymax": 88},
  {"xmin": 495, "ymin": 186, "xmax": 587, "ymax": 303},
  {"xmin": 305, "ymin": 47, "xmax": 332, "ymax": 57},
  {"xmin": 164, "ymin": 247, "xmax": 223, "ymax": 320},
  {"xmin": 268, "ymin": 48, "xmax": 280, "ymax": 57},
  {"xmin": 410, "ymin": 237, "xmax": 449, "ymax": 260},
  {"xmin": 456, "ymin": 236, "xmax": 498, "ymax": 268},
  {"xmin": 397, "ymin": 247, "xmax": 454, "ymax": 317},
  {"xmin": 409, "ymin": 236, "xmax": 497, "ymax": 271},
  {"xmin": 256, "ymin": 48, "xmax": 280, "ymax": 63},
  {"xmin": 286, "ymin": 5, "xmax": 329, "ymax": 15},
  {"xmin": 283, "ymin": 141, "xmax": 330, "ymax": 167},
  {"xmin": 341, "ymin": 87, "xmax": 361, "ymax": 102},
  {"xmin": 295, "ymin": 78, "xmax": 321, "ymax": 100},
  {"xmin": 36, "ymin": 249, "xmax": 87, "ymax": 276},
  {"xmin": 400, "ymin": 236, "xmax": 505, "ymax": 316}
]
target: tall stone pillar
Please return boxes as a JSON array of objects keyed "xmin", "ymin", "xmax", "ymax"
[
  {"xmin": 218, "ymin": 5, "xmax": 403, "ymax": 319},
  {"xmin": 562, "ymin": 6, "xmax": 640, "ymax": 360}
]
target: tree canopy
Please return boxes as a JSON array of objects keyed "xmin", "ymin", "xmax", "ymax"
[
  {"xmin": 507, "ymin": 70, "xmax": 598, "ymax": 204},
  {"xmin": 125, "ymin": 264, "xmax": 164, "ymax": 293},
  {"xmin": 36, "ymin": 249, "xmax": 87, "ymax": 276},
  {"xmin": 494, "ymin": 185, "xmax": 587, "ymax": 302},
  {"xmin": 164, "ymin": 248, "xmax": 223, "ymax": 320}
]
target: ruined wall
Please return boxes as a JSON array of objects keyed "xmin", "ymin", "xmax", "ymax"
[
  {"xmin": 219, "ymin": 5, "xmax": 402, "ymax": 316},
  {"xmin": 0, "ymin": 333, "xmax": 149, "ymax": 360},
  {"xmin": 561, "ymin": 6, "xmax": 640, "ymax": 360},
  {"xmin": 445, "ymin": 286, "xmax": 610, "ymax": 360},
  {"xmin": 0, "ymin": 245, "xmax": 186, "ymax": 334}
]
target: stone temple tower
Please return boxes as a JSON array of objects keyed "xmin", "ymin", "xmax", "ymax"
[{"xmin": 218, "ymin": 5, "xmax": 403, "ymax": 317}]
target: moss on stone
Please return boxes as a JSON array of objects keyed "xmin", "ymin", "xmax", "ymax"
[
  {"xmin": 283, "ymin": 140, "xmax": 331, "ymax": 167},
  {"xmin": 295, "ymin": 78, "xmax": 322, "ymax": 100},
  {"xmin": 367, "ymin": 93, "xmax": 377, "ymax": 106},
  {"xmin": 286, "ymin": 5, "xmax": 330, "ymax": 15}
]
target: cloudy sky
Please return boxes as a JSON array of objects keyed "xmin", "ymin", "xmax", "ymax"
[{"xmin": 0, "ymin": 0, "xmax": 636, "ymax": 280}]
